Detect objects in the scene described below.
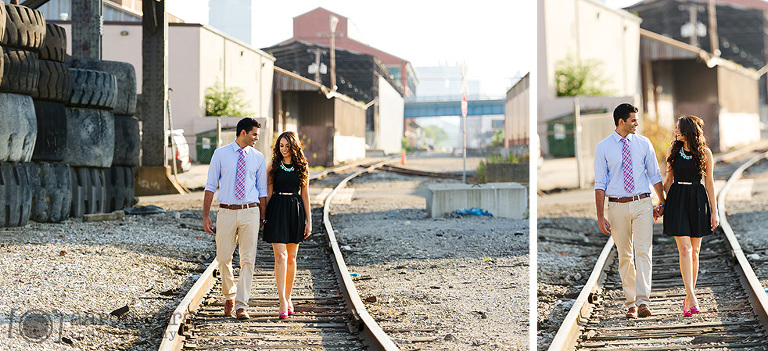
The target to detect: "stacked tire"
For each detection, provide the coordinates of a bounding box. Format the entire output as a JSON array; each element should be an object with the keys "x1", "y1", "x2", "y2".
[
  {"x1": 68, "y1": 59, "x2": 138, "y2": 212},
  {"x1": 28, "y1": 20, "x2": 73, "y2": 223},
  {"x1": 0, "y1": 3, "x2": 45, "y2": 227}
]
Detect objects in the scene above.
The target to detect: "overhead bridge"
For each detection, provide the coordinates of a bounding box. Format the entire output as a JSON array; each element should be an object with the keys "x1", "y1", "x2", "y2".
[{"x1": 404, "y1": 97, "x2": 505, "y2": 118}]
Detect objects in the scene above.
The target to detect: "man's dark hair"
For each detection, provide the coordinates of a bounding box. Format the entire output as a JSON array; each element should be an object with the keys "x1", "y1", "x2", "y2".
[
  {"x1": 613, "y1": 103, "x2": 638, "y2": 126},
  {"x1": 236, "y1": 117, "x2": 261, "y2": 137}
]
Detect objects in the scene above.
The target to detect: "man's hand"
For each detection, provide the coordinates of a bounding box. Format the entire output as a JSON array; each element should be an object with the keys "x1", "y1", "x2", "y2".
[
  {"x1": 203, "y1": 216, "x2": 214, "y2": 234},
  {"x1": 599, "y1": 216, "x2": 611, "y2": 235}
]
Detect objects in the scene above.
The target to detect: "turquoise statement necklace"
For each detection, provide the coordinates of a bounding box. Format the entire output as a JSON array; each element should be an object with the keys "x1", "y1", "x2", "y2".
[
  {"x1": 680, "y1": 148, "x2": 692, "y2": 160},
  {"x1": 280, "y1": 161, "x2": 294, "y2": 172}
]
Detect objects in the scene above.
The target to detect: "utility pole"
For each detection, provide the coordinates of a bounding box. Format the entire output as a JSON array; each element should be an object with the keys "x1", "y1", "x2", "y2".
[
  {"x1": 460, "y1": 64, "x2": 468, "y2": 184},
  {"x1": 329, "y1": 15, "x2": 339, "y2": 92},
  {"x1": 708, "y1": 0, "x2": 719, "y2": 56},
  {"x1": 71, "y1": 0, "x2": 102, "y2": 59},
  {"x1": 307, "y1": 48, "x2": 327, "y2": 83}
]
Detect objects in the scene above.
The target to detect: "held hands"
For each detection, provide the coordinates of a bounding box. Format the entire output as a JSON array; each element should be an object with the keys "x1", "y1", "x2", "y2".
[
  {"x1": 653, "y1": 204, "x2": 665, "y2": 222},
  {"x1": 711, "y1": 213, "x2": 720, "y2": 231}
]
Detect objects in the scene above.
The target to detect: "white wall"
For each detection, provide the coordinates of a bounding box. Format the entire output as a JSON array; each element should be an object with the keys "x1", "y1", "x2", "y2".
[
  {"x1": 333, "y1": 135, "x2": 366, "y2": 164},
  {"x1": 718, "y1": 111, "x2": 761, "y2": 151},
  {"x1": 377, "y1": 75, "x2": 405, "y2": 154}
]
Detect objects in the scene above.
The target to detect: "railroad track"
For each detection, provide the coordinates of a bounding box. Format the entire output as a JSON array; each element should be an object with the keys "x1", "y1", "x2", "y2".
[
  {"x1": 549, "y1": 150, "x2": 768, "y2": 350},
  {"x1": 158, "y1": 159, "x2": 398, "y2": 351}
]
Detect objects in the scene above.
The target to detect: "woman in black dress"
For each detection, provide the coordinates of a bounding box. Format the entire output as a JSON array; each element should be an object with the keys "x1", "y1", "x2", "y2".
[
  {"x1": 662, "y1": 115, "x2": 719, "y2": 317},
  {"x1": 263, "y1": 131, "x2": 311, "y2": 319}
]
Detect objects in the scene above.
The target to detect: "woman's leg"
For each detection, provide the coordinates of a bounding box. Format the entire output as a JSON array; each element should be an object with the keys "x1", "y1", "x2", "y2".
[
  {"x1": 690, "y1": 237, "x2": 703, "y2": 307},
  {"x1": 272, "y1": 243, "x2": 289, "y2": 314},
  {"x1": 285, "y1": 243, "x2": 300, "y2": 311},
  {"x1": 675, "y1": 236, "x2": 695, "y2": 310}
]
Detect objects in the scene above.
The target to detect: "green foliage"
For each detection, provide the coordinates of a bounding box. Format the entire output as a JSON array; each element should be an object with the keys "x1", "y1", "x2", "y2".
[
  {"x1": 401, "y1": 137, "x2": 416, "y2": 152},
  {"x1": 641, "y1": 118, "x2": 673, "y2": 166},
  {"x1": 205, "y1": 82, "x2": 252, "y2": 117},
  {"x1": 555, "y1": 54, "x2": 613, "y2": 97},
  {"x1": 491, "y1": 129, "x2": 504, "y2": 147},
  {"x1": 423, "y1": 125, "x2": 449, "y2": 147},
  {"x1": 477, "y1": 161, "x2": 486, "y2": 183},
  {"x1": 486, "y1": 151, "x2": 528, "y2": 164}
]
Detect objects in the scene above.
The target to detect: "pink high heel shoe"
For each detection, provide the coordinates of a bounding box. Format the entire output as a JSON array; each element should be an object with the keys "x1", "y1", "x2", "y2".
[
  {"x1": 690, "y1": 304, "x2": 700, "y2": 314},
  {"x1": 278, "y1": 312, "x2": 288, "y2": 319},
  {"x1": 287, "y1": 301, "x2": 294, "y2": 315},
  {"x1": 683, "y1": 298, "x2": 692, "y2": 317}
]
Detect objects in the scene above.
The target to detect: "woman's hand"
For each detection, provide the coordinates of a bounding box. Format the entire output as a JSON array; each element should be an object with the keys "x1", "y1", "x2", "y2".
[
  {"x1": 711, "y1": 213, "x2": 720, "y2": 231},
  {"x1": 304, "y1": 222, "x2": 312, "y2": 239}
]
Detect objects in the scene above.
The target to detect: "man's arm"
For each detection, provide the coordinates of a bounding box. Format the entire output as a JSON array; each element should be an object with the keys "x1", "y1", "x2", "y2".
[
  {"x1": 595, "y1": 189, "x2": 611, "y2": 235},
  {"x1": 203, "y1": 190, "x2": 215, "y2": 233},
  {"x1": 258, "y1": 197, "x2": 267, "y2": 229}
]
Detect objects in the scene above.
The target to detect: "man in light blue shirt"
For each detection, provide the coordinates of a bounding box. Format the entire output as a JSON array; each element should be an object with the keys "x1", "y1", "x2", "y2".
[
  {"x1": 594, "y1": 103, "x2": 665, "y2": 318},
  {"x1": 202, "y1": 117, "x2": 267, "y2": 320}
]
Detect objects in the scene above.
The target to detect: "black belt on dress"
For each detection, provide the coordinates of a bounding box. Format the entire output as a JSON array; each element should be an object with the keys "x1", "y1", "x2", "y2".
[
  {"x1": 608, "y1": 193, "x2": 650, "y2": 203},
  {"x1": 219, "y1": 202, "x2": 258, "y2": 210}
]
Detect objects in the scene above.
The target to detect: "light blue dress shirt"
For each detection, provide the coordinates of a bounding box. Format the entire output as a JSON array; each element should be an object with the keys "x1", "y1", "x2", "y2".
[
  {"x1": 594, "y1": 131, "x2": 663, "y2": 197},
  {"x1": 205, "y1": 142, "x2": 267, "y2": 204}
]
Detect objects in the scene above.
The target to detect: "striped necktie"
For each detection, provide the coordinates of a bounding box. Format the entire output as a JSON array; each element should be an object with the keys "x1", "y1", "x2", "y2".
[
  {"x1": 235, "y1": 148, "x2": 245, "y2": 200},
  {"x1": 621, "y1": 137, "x2": 634, "y2": 193}
]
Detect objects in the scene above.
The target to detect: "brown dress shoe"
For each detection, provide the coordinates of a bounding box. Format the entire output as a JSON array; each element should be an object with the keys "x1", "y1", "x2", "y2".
[
  {"x1": 626, "y1": 306, "x2": 637, "y2": 318},
  {"x1": 224, "y1": 299, "x2": 234, "y2": 316},
  {"x1": 638, "y1": 304, "x2": 652, "y2": 318},
  {"x1": 236, "y1": 308, "x2": 250, "y2": 320}
]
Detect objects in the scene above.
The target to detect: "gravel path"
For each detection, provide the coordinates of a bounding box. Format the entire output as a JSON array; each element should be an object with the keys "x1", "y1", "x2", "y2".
[
  {"x1": 331, "y1": 170, "x2": 529, "y2": 350},
  {"x1": 0, "y1": 208, "x2": 214, "y2": 350}
]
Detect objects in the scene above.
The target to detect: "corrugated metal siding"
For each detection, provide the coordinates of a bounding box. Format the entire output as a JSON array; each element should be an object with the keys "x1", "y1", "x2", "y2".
[
  {"x1": 640, "y1": 35, "x2": 699, "y2": 61},
  {"x1": 274, "y1": 70, "x2": 323, "y2": 92},
  {"x1": 298, "y1": 91, "x2": 334, "y2": 128},
  {"x1": 334, "y1": 99, "x2": 365, "y2": 137}
]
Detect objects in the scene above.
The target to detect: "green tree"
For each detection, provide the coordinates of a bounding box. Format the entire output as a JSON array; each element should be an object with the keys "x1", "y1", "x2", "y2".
[
  {"x1": 423, "y1": 125, "x2": 449, "y2": 147},
  {"x1": 491, "y1": 129, "x2": 504, "y2": 147},
  {"x1": 205, "y1": 81, "x2": 252, "y2": 116},
  {"x1": 555, "y1": 54, "x2": 613, "y2": 97}
]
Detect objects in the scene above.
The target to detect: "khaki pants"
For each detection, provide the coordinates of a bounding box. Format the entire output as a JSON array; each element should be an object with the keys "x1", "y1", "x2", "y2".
[
  {"x1": 216, "y1": 207, "x2": 259, "y2": 310},
  {"x1": 607, "y1": 196, "x2": 653, "y2": 308}
]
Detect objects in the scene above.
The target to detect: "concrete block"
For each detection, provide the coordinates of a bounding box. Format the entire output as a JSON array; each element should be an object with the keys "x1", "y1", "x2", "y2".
[{"x1": 426, "y1": 182, "x2": 527, "y2": 219}]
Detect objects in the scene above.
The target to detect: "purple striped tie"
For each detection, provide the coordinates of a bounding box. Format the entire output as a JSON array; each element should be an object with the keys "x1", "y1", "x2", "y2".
[
  {"x1": 235, "y1": 148, "x2": 245, "y2": 200},
  {"x1": 621, "y1": 137, "x2": 634, "y2": 193}
]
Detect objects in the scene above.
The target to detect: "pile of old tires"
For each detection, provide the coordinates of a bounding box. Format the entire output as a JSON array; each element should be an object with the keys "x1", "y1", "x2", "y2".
[{"x1": 0, "y1": 2, "x2": 138, "y2": 227}]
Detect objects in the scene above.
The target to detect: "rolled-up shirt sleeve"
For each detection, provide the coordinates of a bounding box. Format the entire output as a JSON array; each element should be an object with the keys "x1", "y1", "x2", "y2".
[
  {"x1": 594, "y1": 143, "x2": 608, "y2": 191},
  {"x1": 256, "y1": 156, "x2": 268, "y2": 199},
  {"x1": 204, "y1": 149, "x2": 221, "y2": 193},
  {"x1": 644, "y1": 140, "x2": 663, "y2": 185}
]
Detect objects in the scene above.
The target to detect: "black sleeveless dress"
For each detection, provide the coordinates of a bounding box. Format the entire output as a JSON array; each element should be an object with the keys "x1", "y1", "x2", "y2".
[
  {"x1": 663, "y1": 149, "x2": 712, "y2": 237},
  {"x1": 263, "y1": 164, "x2": 306, "y2": 244}
]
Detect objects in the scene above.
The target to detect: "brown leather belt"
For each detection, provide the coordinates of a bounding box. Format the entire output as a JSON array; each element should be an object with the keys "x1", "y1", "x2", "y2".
[
  {"x1": 219, "y1": 202, "x2": 258, "y2": 210},
  {"x1": 608, "y1": 193, "x2": 650, "y2": 203}
]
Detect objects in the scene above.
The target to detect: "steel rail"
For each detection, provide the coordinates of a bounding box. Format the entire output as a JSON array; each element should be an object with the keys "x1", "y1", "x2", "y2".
[
  {"x1": 547, "y1": 149, "x2": 768, "y2": 351},
  {"x1": 322, "y1": 159, "x2": 399, "y2": 350},
  {"x1": 547, "y1": 238, "x2": 616, "y2": 351},
  {"x1": 716, "y1": 151, "x2": 768, "y2": 329},
  {"x1": 158, "y1": 258, "x2": 219, "y2": 351},
  {"x1": 158, "y1": 159, "x2": 397, "y2": 350}
]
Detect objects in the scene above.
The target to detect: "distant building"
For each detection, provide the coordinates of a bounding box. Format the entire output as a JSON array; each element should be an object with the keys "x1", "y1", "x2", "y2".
[
  {"x1": 291, "y1": 7, "x2": 418, "y2": 97},
  {"x1": 505, "y1": 73, "x2": 529, "y2": 147},
  {"x1": 263, "y1": 40, "x2": 404, "y2": 154}
]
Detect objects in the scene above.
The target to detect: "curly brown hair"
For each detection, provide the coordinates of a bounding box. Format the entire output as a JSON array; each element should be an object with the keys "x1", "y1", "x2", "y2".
[
  {"x1": 269, "y1": 131, "x2": 308, "y2": 187},
  {"x1": 667, "y1": 115, "x2": 708, "y2": 175}
]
